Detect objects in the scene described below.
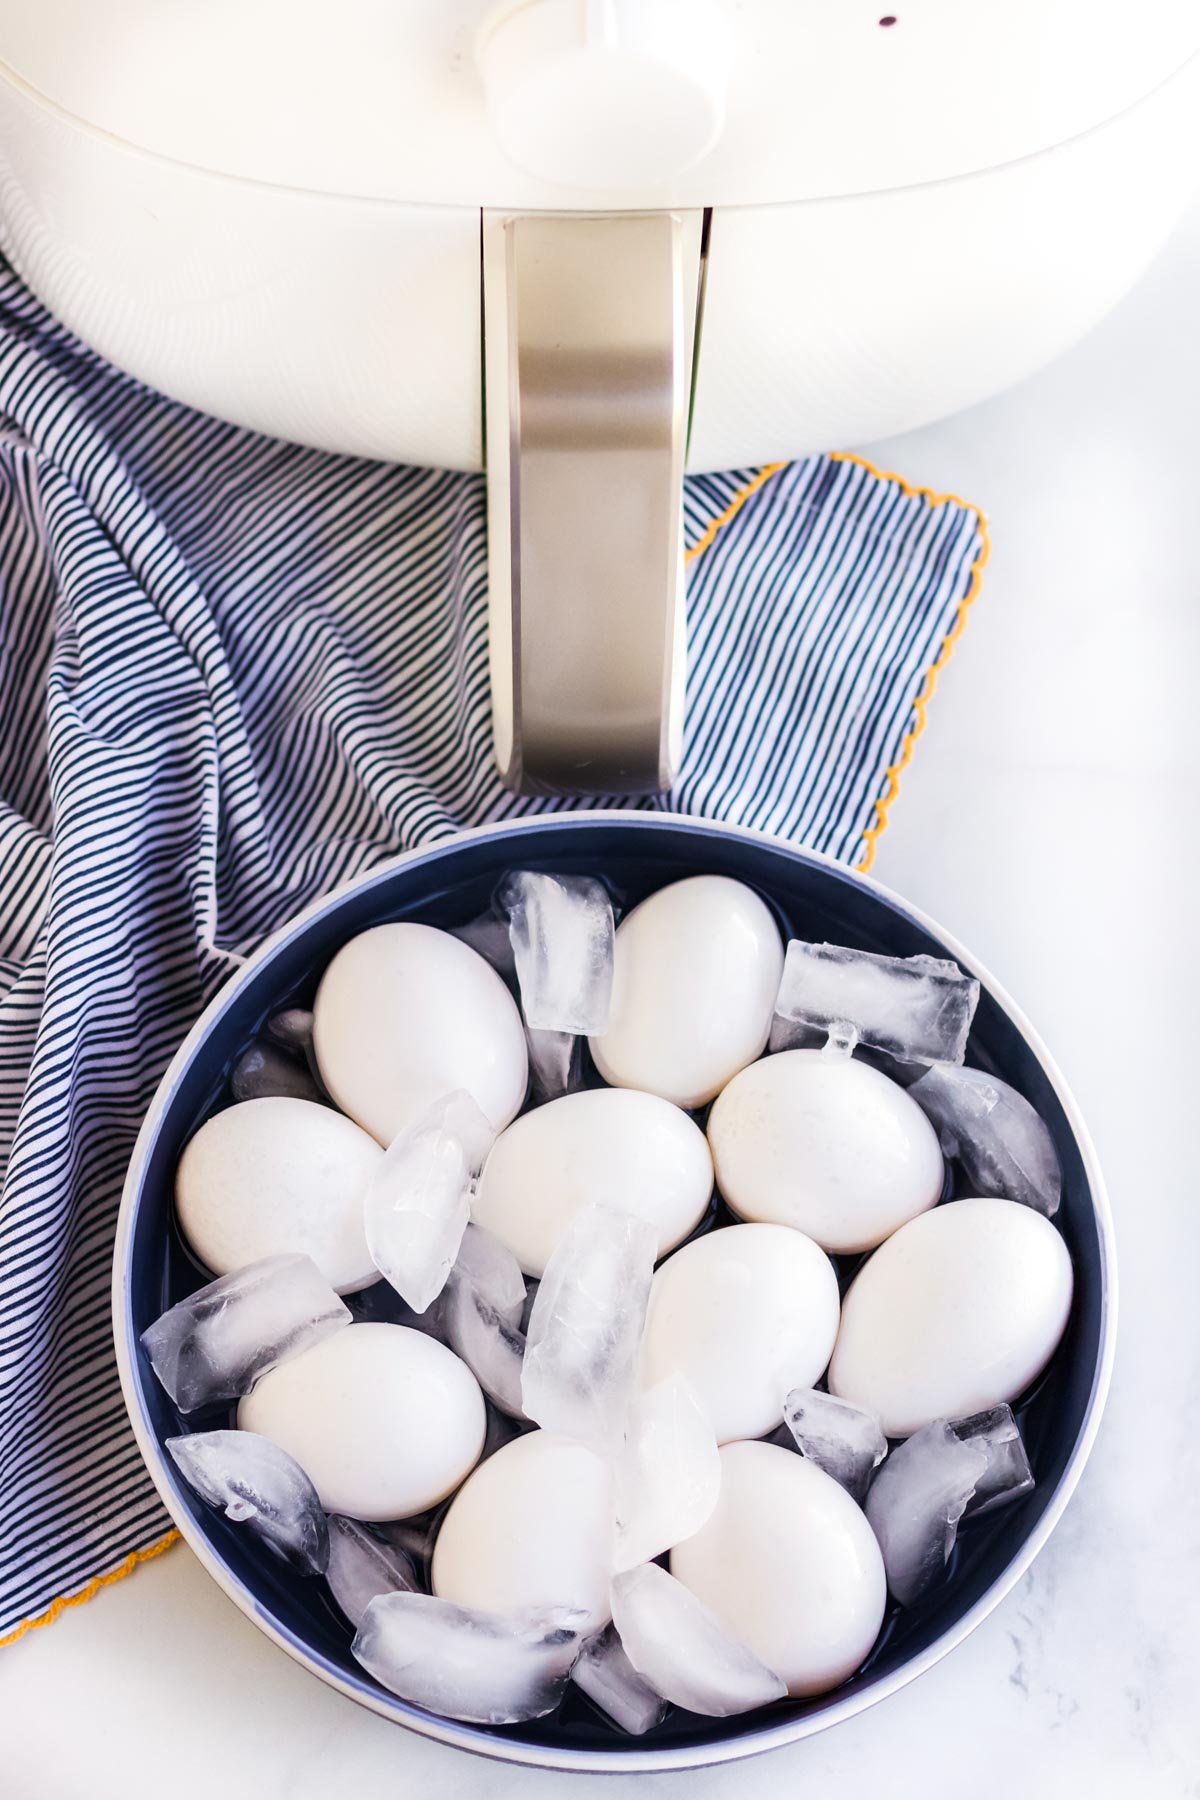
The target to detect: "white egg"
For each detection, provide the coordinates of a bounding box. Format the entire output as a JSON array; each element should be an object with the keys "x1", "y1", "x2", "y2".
[
  {"x1": 589, "y1": 876, "x2": 785, "y2": 1109},
  {"x1": 312, "y1": 923, "x2": 528, "y2": 1145},
  {"x1": 708, "y1": 1050, "x2": 944, "y2": 1254},
  {"x1": 472, "y1": 1089, "x2": 713, "y2": 1277},
  {"x1": 237, "y1": 1322, "x2": 485, "y2": 1519},
  {"x1": 670, "y1": 1441, "x2": 886, "y2": 1698},
  {"x1": 829, "y1": 1196, "x2": 1075, "y2": 1437},
  {"x1": 640, "y1": 1223, "x2": 840, "y2": 1443},
  {"x1": 432, "y1": 1429, "x2": 615, "y2": 1633},
  {"x1": 175, "y1": 1095, "x2": 381, "y2": 1293}
]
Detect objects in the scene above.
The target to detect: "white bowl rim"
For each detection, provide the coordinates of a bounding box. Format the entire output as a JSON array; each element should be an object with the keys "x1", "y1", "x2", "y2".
[{"x1": 112, "y1": 809, "x2": 1117, "y2": 1773}]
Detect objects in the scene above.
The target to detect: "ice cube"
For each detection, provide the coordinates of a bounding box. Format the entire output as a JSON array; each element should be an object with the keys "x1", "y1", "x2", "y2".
[
  {"x1": 353, "y1": 1593, "x2": 587, "y2": 1723},
  {"x1": 231, "y1": 1040, "x2": 322, "y2": 1103},
  {"x1": 141, "y1": 1254, "x2": 350, "y2": 1412},
  {"x1": 450, "y1": 912, "x2": 517, "y2": 982},
  {"x1": 951, "y1": 1405, "x2": 1035, "y2": 1516},
  {"x1": 864, "y1": 1425, "x2": 984, "y2": 1606},
  {"x1": 781, "y1": 1388, "x2": 887, "y2": 1505},
  {"x1": 610, "y1": 1564, "x2": 786, "y2": 1717},
  {"x1": 864, "y1": 1404, "x2": 1033, "y2": 1604},
  {"x1": 448, "y1": 1223, "x2": 526, "y2": 1326},
  {"x1": 167, "y1": 1429, "x2": 328, "y2": 1574},
  {"x1": 265, "y1": 1007, "x2": 314, "y2": 1051},
  {"x1": 521, "y1": 1203, "x2": 657, "y2": 1450},
  {"x1": 364, "y1": 1090, "x2": 496, "y2": 1314},
  {"x1": 497, "y1": 871, "x2": 615, "y2": 1035},
  {"x1": 443, "y1": 1224, "x2": 528, "y2": 1417},
  {"x1": 910, "y1": 1063, "x2": 1062, "y2": 1218},
  {"x1": 767, "y1": 1015, "x2": 824, "y2": 1054},
  {"x1": 614, "y1": 1375, "x2": 721, "y2": 1572},
  {"x1": 572, "y1": 1624, "x2": 668, "y2": 1736},
  {"x1": 774, "y1": 940, "x2": 979, "y2": 1066},
  {"x1": 326, "y1": 1515, "x2": 419, "y2": 1628},
  {"x1": 821, "y1": 1024, "x2": 859, "y2": 1061},
  {"x1": 525, "y1": 1026, "x2": 583, "y2": 1103}
]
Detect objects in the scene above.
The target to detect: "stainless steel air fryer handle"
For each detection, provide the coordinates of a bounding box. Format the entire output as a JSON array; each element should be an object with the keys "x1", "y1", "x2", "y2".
[{"x1": 483, "y1": 209, "x2": 704, "y2": 795}]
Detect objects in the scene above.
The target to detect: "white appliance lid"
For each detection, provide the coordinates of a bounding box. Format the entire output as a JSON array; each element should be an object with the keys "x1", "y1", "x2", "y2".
[{"x1": 0, "y1": 0, "x2": 1196, "y2": 207}]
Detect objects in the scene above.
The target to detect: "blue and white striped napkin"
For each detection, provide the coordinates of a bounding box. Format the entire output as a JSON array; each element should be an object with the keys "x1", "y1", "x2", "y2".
[{"x1": 0, "y1": 261, "x2": 987, "y2": 1642}]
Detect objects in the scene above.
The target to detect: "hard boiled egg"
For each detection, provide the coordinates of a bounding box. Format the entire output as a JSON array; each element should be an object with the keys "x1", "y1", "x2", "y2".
[
  {"x1": 708, "y1": 1049, "x2": 944, "y2": 1253},
  {"x1": 670, "y1": 1441, "x2": 886, "y2": 1697},
  {"x1": 472, "y1": 1088, "x2": 713, "y2": 1276},
  {"x1": 590, "y1": 876, "x2": 784, "y2": 1109},
  {"x1": 238, "y1": 1322, "x2": 486, "y2": 1519},
  {"x1": 312, "y1": 923, "x2": 528, "y2": 1144},
  {"x1": 640, "y1": 1222, "x2": 840, "y2": 1442},
  {"x1": 829, "y1": 1196, "x2": 1074, "y2": 1437},
  {"x1": 432, "y1": 1429, "x2": 615, "y2": 1633},
  {"x1": 176, "y1": 1095, "x2": 381, "y2": 1293}
]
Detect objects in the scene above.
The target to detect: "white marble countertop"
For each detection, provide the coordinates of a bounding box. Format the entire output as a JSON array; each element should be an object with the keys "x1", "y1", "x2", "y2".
[{"x1": 7, "y1": 198, "x2": 1200, "y2": 1800}]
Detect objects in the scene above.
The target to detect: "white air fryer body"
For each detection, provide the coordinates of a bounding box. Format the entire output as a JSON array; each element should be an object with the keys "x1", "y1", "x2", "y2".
[{"x1": 1, "y1": 0, "x2": 1196, "y2": 790}]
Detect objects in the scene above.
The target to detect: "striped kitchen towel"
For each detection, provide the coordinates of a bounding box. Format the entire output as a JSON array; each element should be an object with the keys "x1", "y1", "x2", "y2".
[{"x1": 0, "y1": 260, "x2": 987, "y2": 1643}]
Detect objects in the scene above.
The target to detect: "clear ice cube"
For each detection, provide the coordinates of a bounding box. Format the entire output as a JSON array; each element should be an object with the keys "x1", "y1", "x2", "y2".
[
  {"x1": 525, "y1": 1026, "x2": 583, "y2": 1103},
  {"x1": 142, "y1": 1254, "x2": 350, "y2": 1412},
  {"x1": 167, "y1": 1429, "x2": 328, "y2": 1574},
  {"x1": 781, "y1": 1388, "x2": 887, "y2": 1505},
  {"x1": 774, "y1": 940, "x2": 979, "y2": 1066},
  {"x1": 364, "y1": 1090, "x2": 496, "y2": 1314},
  {"x1": 264, "y1": 1007, "x2": 314, "y2": 1051},
  {"x1": 497, "y1": 871, "x2": 615, "y2": 1036},
  {"x1": 821, "y1": 1024, "x2": 859, "y2": 1061},
  {"x1": 231, "y1": 1040, "x2": 322, "y2": 1103},
  {"x1": 521, "y1": 1203, "x2": 657, "y2": 1450},
  {"x1": 449, "y1": 1223, "x2": 526, "y2": 1326},
  {"x1": 443, "y1": 1224, "x2": 528, "y2": 1417},
  {"x1": 353, "y1": 1593, "x2": 587, "y2": 1723},
  {"x1": 951, "y1": 1405, "x2": 1036, "y2": 1516},
  {"x1": 572, "y1": 1624, "x2": 668, "y2": 1736},
  {"x1": 614, "y1": 1374, "x2": 721, "y2": 1572},
  {"x1": 864, "y1": 1404, "x2": 1034, "y2": 1604},
  {"x1": 609, "y1": 1564, "x2": 786, "y2": 1717},
  {"x1": 326, "y1": 1515, "x2": 418, "y2": 1628},
  {"x1": 910, "y1": 1063, "x2": 1062, "y2": 1218},
  {"x1": 768, "y1": 1016, "x2": 825, "y2": 1054}
]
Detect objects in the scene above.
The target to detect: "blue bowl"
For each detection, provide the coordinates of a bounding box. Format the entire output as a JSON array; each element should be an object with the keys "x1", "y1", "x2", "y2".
[{"x1": 114, "y1": 813, "x2": 1115, "y2": 1771}]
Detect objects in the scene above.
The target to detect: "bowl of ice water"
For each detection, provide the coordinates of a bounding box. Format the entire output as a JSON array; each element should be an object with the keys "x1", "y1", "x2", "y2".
[{"x1": 114, "y1": 813, "x2": 1114, "y2": 1771}]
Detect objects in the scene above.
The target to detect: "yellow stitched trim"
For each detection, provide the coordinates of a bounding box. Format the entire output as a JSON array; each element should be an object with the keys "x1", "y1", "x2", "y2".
[
  {"x1": 0, "y1": 1528, "x2": 181, "y2": 1649},
  {"x1": 685, "y1": 462, "x2": 787, "y2": 564},
  {"x1": 828, "y1": 451, "x2": 991, "y2": 873},
  {"x1": 3, "y1": 453, "x2": 982, "y2": 1654}
]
